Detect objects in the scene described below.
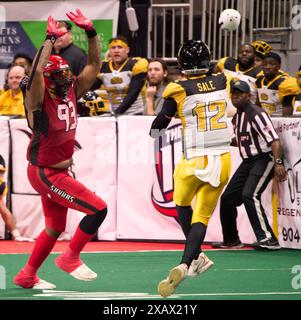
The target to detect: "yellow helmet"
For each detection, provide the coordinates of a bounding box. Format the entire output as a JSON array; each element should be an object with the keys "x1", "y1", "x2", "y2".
[
  {"x1": 77, "y1": 91, "x2": 108, "y2": 117},
  {"x1": 252, "y1": 40, "x2": 272, "y2": 58}
]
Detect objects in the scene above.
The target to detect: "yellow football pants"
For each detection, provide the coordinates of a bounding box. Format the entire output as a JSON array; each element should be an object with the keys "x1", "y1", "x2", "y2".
[{"x1": 173, "y1": 152, "x2": 231, "y2": 226}]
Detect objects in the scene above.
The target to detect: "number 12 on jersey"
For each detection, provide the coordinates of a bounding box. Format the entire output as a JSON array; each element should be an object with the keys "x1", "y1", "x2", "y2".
[{"x1": 192, "y1": 100, "x2": 227, "y2": 132}]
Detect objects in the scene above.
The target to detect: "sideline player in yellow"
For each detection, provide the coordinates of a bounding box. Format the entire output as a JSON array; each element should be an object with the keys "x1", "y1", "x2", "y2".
[
  {"x1": 150, "y1": 40, "x2": 232, "y2": 298},
  {"x1": 214, "y1": 43, "x2": 262, "y2": 103},
  {"x1": 293, "y1": 65, "x2": 301, "y2": 116},
  {"x1": 252, "y1": 40, "x2": 273, "y2": 67},
  {"x1": 91, "y1": 36, "x2": 148, "y2": 115},
  {"x1": 256, "y1": 52, "x2": 299, "y2": 116}
]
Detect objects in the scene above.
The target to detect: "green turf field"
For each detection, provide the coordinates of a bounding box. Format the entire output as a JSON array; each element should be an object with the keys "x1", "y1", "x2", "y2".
[{"x1": 0, "y1": 249, "x2": 301, "y2": 300}]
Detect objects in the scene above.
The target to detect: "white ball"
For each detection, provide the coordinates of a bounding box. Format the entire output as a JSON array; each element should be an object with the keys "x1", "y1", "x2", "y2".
[{"x1": 219, "y1": 9, "x2": 241, "y2": 31}]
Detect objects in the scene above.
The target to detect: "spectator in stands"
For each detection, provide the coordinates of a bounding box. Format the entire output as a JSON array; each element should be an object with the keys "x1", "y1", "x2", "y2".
[
  {"x1": 252, "y1": 40, "x2": 272, "y2": 67},
  {"x1": 53, "y1": 20, "x2": 87, "y2": 76},
  {"x1": 1, "y1": 54, "x2": 32, "y2": 94},
  {"x1": 0, "y1": 155, "x2": 33, "y2": 242},
  {"x1": 91, "y1": 35, "x2": 148, "y2": 115},
  {"x1": 293, "y1": 65, "x2": 301, "y2": 116},
  {"x1": 145, "y1": 59, "x2": 169, "y2": 115},
  {"x1": 14, "y1": 11, "x2": 107, "y2": 290},
  {"x1": 256, "y1": 52, "x2": 299, "y2": 117},
  {"x1": 0, "y1": 65, "x2": 26, "y2": 117},
  {"x1": 214, "y1": 43, "x2": 262, "y2": 103},
  {"x1": 212, "y1": 80, "x2": 286, "y2": 250},
  {"x1": 12, "y1": 53, "x2": 33, "y2": 75}
]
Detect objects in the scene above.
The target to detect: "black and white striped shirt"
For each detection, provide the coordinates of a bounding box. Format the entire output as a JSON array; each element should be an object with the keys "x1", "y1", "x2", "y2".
[{"x1": 232, "y1": 102, "x2": 279, "y2": 160}]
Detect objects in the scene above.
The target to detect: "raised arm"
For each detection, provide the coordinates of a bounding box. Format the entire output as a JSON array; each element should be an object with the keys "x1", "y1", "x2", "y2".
[
  {"x1": 25, "y1": 16, "x2": 67, "y2": 128},
  {"x1": 66, "y1": 9, "x2": 101, "y2": 99}
]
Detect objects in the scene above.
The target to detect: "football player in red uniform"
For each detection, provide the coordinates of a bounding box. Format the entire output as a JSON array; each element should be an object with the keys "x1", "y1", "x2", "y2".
[{"x1": 14, "y1": 10, "x2": 107, "y2": 289}]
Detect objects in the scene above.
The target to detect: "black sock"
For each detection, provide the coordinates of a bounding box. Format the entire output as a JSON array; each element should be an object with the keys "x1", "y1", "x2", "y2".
[
  {"x1": 180, "y1": 222, "x2": 207, "y2": 266},
  {"x1": 177, "y1": 205, "x2": 202, "y2": 259},
  {"x1": 176, "y1": 205, "x2": 193, "y2": 238}
]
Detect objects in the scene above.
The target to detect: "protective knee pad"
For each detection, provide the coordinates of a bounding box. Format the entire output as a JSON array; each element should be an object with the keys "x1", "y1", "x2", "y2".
[{"x1": 79, "y1": 207, "x2": 107, "y2": 235}]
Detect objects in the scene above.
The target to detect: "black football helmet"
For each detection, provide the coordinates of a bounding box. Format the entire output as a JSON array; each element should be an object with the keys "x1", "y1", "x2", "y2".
[
  {"x1": 77, "y1": 91, "x2": 107, "y2": 117},
  {"x1": 177, "y1": 40, "x2": 211, "y2": 75}
]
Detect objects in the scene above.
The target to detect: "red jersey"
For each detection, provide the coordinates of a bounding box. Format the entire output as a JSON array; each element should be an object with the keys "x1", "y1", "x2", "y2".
[{"x1": 27, "y1": 79, "x2": 78, "y2": 167}]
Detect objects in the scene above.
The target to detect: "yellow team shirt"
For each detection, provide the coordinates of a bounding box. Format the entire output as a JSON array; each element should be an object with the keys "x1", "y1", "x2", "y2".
[
  {"x1": 256, "y1": 75, "x2": 299, "y2": 116},
  {"x1": 0, "y1": 89, "x2": 25, "y2": 116}
]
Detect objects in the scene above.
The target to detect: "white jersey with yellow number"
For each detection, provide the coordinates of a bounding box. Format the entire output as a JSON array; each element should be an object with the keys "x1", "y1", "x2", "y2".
[
  {"x1": 163, "y1": 73, "x2": 232, "y2": 159},
  {"x1": 97, "y1": 57, "x2": 148, "y2": 115},
  {"x1": 256, "y1": 74, "x2": 299, "y2": 116}
]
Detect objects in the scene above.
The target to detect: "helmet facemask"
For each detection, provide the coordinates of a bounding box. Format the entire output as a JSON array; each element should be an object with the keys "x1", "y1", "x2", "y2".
[{"x1": 50, "y1": 68, "x2": 74, "y2": 98}]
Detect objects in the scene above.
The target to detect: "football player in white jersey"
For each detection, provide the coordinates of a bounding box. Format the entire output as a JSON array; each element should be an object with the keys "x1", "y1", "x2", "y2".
[
  {"x1": 91, "y1": 36, "x2": 148, "y2": 115},
  {"x1": 256, "y1": 52, "x2": 299, "y2": 116},
  {"x1": 252, "y1": 40, "x2": 273, "y2": 67},
  {"x1": 150, "y1": 40, "x2": 232, "y2": 298},
  {"x1": 214, "y1": 43, "x2": 262, "y2": 104}
]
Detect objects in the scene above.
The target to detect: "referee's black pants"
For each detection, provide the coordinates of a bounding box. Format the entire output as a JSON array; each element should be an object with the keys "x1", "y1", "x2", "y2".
[{"x1": 220, "y1": 153, "x2": 277, "y2": 243}]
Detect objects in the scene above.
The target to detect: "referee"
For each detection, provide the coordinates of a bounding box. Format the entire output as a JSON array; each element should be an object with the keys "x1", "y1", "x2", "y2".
[{"x1": 213, "y1": 80, "x2": 287, "y2": 250}]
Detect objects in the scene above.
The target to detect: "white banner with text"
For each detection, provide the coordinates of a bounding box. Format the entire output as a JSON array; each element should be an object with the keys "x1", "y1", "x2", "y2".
[{"x1": 273, "y1": 118, "x2": 301, "y2": 249}]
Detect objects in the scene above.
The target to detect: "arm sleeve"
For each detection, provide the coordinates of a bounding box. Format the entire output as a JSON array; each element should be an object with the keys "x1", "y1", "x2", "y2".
[
  {"x1": 282, "y1": 95, "x2": 295, "y2": 108},
  {"x1": 114, "y1": 72, "x2": 147, "y2": 114},
  {"x1": 149, "y1": 98, "x2": 177, "y2": 138},
  {"x1": 90, "y1": 74, "x2": 103, "y2": 91}
]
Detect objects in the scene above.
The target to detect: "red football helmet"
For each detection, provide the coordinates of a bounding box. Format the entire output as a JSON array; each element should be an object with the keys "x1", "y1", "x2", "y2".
[{"x1": 44, "y1": 55, "x2": 74, "y2": 97}]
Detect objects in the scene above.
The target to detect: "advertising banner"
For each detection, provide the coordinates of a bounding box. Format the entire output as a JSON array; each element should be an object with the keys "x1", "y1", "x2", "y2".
[
  {"x1": 274, "y1": 118, "x2": 301, "y2": 249},
  {"x1": 0, "y1": 0, "x2": 119, "y2": 83}
]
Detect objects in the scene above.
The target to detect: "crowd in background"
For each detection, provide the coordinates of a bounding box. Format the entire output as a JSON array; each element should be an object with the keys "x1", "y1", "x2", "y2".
[
  {"x1": 0, "y1": 22, "x2": 300, "y2": 119},
  {"x1": 0, "y1": 20, "x2": 300, "y2": 245}
]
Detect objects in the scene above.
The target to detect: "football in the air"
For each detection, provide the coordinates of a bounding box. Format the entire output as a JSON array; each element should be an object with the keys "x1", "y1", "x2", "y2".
[{"x1": 219, "y1": 9, "x2": 241, "y2": 31}]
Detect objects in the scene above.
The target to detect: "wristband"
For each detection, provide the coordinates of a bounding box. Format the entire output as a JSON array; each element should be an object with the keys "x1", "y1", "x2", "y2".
[
  {"x1": 45, "y1": 34, "x2": 57, "y2": 44},
  {"x1": 85, "y1": 28, "x2": 97, "y2": 38}
]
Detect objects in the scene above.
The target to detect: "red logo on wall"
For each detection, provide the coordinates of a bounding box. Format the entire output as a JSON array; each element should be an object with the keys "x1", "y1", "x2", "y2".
[{"x1": 151, "y1": 123, "x2": 182, "y2": 219}]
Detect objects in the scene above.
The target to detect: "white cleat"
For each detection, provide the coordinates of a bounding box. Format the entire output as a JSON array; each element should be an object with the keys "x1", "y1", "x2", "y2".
[
  {"x1": 14, "y1": 236, "x2": 35, "y2": 242},
  {"x1": 157, "y1": 264, "x2": 187, "y2": 298},
  {"x1": 187, "y1": 252, "x2": 214, "y2": 278},
  {"x1": 32, "y1": 279, "x2": 56, "y2": 290},
  {"x1": 70, "y1": 264, "x2": 98, "y2": 281}
]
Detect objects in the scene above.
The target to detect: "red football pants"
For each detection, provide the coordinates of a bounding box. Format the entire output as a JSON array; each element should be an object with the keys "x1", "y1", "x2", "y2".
[{"x1": 27, "y1": 163, "x2": 107, "y2": 232}]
